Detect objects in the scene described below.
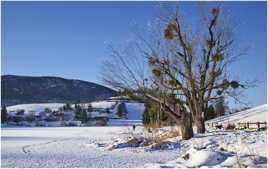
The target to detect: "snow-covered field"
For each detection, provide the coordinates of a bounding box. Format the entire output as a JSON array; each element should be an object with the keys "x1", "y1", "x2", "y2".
[
  {"x1": 1, "y1": 127, "x2": 179, "y2": 168},
  {"x1": 91, "y1": 100, "x2": 117, "y2": 109},
  {"x1": 1, "y1": 104, "x2": 267, "y2": 168},
  {"x1": 108, "y1": 103, "x2": 144, "y2": 126},
  {"x1": 6, "y1": 103, "x2": 65, "y2": 115}
]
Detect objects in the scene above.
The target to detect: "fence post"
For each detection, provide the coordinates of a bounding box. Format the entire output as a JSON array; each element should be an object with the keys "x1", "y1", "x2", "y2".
[
  {"x1": 247, "y1": 122, "x2": 249, "y2": 129},
  {"x1": 257, "y1": 122, "x2": 260, "y2": 131}
]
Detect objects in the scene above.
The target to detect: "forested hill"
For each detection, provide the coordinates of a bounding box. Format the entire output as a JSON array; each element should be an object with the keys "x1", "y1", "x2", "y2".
[{"x1": 1, "y1": 75, "x2": 115, "y2": 106}]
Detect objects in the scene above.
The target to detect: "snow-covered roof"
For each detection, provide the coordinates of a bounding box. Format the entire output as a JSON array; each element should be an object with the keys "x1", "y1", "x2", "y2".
[{"x1": 91, "y1": 101, "x2": 117, "y2": 109}]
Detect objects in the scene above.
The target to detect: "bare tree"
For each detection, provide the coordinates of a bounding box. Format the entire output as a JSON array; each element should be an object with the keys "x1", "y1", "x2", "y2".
[
  {"x1": 142, "y1": 4, "x2": 250, "y2": 133},
  {"x1": 101, "y1": 4, "x2": 249, "y2": 138}
]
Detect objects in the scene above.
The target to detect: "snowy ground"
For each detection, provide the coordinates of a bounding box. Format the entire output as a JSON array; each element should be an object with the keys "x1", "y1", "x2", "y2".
[
  {"x1": 145, "y1": 104, "x2": 267, "y2": 168},
  {"x1": 1, "y1": 104, "x2": 267, "y2": 168},
  {"x1": 2, "y1": 126, "x2": 267, "y2": 168},
  {"x1": 144, "y1": 128, "x2": 267, "y2": 168},
  {"x1": 207, "y1": 104, "x2": 267, "y2": 124},
  {"x1": 1, "y1": 127, "x2": 179, "y2": 168}
]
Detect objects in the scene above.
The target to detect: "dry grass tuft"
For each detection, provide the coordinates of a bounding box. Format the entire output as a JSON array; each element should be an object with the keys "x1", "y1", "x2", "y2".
[
  {"x1": 167, "y1": 126, "x2": 181, "y2": 137},
  {"x1": 144, "y1": 122, "x2": 161, "y2": 129},
  {"x1": 154, "y1": 135, "x2": 167, "y2": 146}
]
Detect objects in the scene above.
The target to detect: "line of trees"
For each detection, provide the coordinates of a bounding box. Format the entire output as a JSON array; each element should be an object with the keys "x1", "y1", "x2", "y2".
[
  {"x1": 101, "y1": 4, "x2": 251, "y2": 139},
  {"x1": 74, "y1": 104, "x2": 88, "y2": 123}
]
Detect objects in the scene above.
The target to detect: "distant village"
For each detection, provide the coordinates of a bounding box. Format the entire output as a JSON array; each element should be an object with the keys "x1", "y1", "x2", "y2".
[{"x1": 2, "y1": 97, "x2": 131, "y2": 127}]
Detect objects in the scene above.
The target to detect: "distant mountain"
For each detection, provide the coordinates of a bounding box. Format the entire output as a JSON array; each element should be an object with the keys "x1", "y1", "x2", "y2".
[{"x1": 1, "y1": 75, "x2": 115, "y2": 106}]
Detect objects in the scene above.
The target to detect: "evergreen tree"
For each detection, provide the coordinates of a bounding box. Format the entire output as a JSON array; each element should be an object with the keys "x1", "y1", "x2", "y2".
[
  {"x1": 205, "y1": 105, "x2": 216, "y2": 120},
  {"x1": 81, "y1": 109, "x2": 88, "y2": 123},
  {"x1": 142, "y1": 100, "x2": 165, "y2": 126},
  {"x1": 1, "y1": 106, "x2": 8, "y2": 124},
  {"x1": 87, "y1": 104, "x2": 93, "y2": 112},
  {"x1": 142, "y1": 101, "x2": 152, "y2": 125},
  {"x1": 63, "y1": 103, "x2": 72, "y2": 111},
  {"x1": 117, "y1": 102, "x2": 128, "y2": 118},
  {"x1": 44, "y1": 108, "x2": 52, "y2": 113},
  {"x1": 74, "y1": 104, "x2": 82, "y2": 120}
]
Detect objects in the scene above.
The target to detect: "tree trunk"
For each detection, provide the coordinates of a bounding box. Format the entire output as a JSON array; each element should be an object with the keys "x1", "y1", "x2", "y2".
[
  {"x1": 144, "y1": 95, "x2": 194, "y2": 140},
  {"x1": 163, "y1": 108, "x2": 193, "y2": 140},
  {"x1": 191, "y1": 102, "x2": 206, "y2": 134},
  {"x1": 180, "y1": 112, "x2": 194, "y2": 140},
  {"x1": 195, "y1": 116, "x2": 205, "y2": 133}
]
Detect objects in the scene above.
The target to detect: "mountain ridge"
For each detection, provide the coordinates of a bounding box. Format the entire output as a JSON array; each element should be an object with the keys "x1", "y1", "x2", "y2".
[{"x1": 1, "y1": 75, "x2": 115, "y2": 106}]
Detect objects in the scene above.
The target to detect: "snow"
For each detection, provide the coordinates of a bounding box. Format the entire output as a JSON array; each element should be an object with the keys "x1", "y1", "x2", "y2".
[
  {"x1": 90, "y1": 111, "x2": 109, "y2": 118},
  {"x1": 6, "y1": 103, "x2": 65, "y2": 115},
  {"x1": 91, "y1": 101, "x2": 117, "y2": 109},
  {"x1": 4, "y1": 101, "x2": 145, "y2": 127},
  {"x1": 144, "y1": 104, "x2": 268, "y2": 168},
  {"x1": 1, "y1": 127, "x2": 179, "y2": 168},
  {"x1": 108, "y1": 102, "x2": 144, "y2": 126},
  {"x1": 2, "y1": 126, "x2": 266, "y2": 168},
  {"x1": 1, "y1": 104, "x2": 266, "y2": 168},
  {"x1": 108, "y1": 119, "x2": 142, "y2": 126},
  {"x1": 207, "y1": 104, "x2": 267, "y2": 124},
  {"x1": 145, "y1": 129, "x2": 267, "y2": 168},
  {"x1": 183, "y1": 148, "x2": 227, "y2": 167}
]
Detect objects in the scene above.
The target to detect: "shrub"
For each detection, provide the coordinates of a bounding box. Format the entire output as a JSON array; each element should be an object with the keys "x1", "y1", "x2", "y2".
[
  {"x1": 25, "y1": 114, "x2": 35, "y2": 122},
  {"x1": 214, "y1": 124, "x2": 223, "y2": 129},
  {"x1": 205, "y1": 105, "x2": 216, "y2": 120},
  {"x1": 16, "y1": 109, "x2": 25, "y2": 115},
  {"x1": 44, "y1": 108, "x2": 52, "y2": 113},
  {"x1": 225, "y1": 123, "x2": 236, "y2": 130}
]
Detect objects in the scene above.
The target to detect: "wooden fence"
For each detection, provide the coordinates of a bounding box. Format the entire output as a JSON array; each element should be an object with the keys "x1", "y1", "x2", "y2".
[
  {"x1": 237, "y1": 122, "x2": 267, "y2": 130},
  {"x1": 207, "y1": 122, "x2": 267, "y2": 131}
]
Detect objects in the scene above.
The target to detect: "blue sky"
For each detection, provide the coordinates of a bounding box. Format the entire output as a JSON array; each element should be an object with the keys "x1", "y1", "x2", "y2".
[{"x1": 1, "y1": 1, "x2": 267, "y2": 107}]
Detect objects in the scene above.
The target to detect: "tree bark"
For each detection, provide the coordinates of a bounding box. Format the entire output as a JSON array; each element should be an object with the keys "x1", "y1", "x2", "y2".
[
  {"x1": 158, "y1": 102, "x2": 193, "y2": 139},
  {"x1": 180, "y1": 112, "x2": 194, "y2": 140},
  {"x1": 195, "y1": 116, "x2": 205, "y2": 134}
]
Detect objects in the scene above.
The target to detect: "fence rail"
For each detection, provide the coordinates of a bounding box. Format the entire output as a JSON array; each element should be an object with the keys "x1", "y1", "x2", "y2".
[
  {"x1": 207, "y1": 122, "x2": 267, "y2": 131},
  {"x1": 237, "y1": 122, "x2": 267, "y2": 130}
]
